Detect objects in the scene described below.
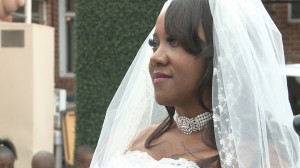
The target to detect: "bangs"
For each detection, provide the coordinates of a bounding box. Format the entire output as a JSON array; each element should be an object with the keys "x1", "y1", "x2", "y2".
[{"x1": 165, "y1": 0, "x2": 205, "y2": 56}]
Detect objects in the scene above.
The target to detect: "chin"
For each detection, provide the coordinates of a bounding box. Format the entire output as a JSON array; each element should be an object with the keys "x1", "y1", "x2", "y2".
[{"x1": 154, "y1": 95, "x2": 173, "y2": 106}]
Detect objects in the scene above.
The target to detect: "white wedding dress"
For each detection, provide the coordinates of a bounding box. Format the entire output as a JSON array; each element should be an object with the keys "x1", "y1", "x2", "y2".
[{"x1": 106, "y1": 150, "x2": 200, "y2": 168}]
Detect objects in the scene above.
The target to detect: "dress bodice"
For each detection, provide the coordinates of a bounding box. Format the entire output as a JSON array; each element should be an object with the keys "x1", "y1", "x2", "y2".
[{"x1": 107, "y1": 150, "x2": 200, "y2": 168}]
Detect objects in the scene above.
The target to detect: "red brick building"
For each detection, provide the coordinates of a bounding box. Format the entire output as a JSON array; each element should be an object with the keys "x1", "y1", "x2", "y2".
[{"x1": 264, "y1": 1, "x2": 300, "y2": 62}]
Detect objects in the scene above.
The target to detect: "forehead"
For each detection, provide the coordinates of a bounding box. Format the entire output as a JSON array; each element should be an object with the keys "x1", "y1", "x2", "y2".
[{"x1": 154, "y1": 10, "x2": 167, "y2": 36}]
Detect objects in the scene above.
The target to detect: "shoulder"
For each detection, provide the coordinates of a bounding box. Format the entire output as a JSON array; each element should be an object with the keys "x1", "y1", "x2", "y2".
[{"x1": 127, "y1": 124, "x2": 159, "y2": 151}]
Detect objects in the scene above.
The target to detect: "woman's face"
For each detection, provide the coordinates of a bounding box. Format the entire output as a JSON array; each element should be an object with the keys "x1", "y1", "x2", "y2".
[
  {"x1": 149, "y1": 10, "x2": 206, "y2": 108},
  {"x1": 0, "y1": 152, "x2": 15, "y2": 168}
]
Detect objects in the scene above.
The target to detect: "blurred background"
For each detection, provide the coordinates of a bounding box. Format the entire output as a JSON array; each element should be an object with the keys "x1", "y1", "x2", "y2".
[{"x1": 0, "y1": 0, "x2": 299, "y2": 168}]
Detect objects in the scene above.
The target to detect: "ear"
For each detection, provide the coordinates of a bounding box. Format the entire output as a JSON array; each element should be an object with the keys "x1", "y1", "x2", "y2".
[{"x1": 198, "y1": 23, "x2": 206, "y2": 42}]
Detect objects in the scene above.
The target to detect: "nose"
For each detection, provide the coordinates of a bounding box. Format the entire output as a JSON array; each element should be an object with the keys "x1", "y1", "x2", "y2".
[{"x1": 149, "y1": 48, "x2": 169, "y2": 67}]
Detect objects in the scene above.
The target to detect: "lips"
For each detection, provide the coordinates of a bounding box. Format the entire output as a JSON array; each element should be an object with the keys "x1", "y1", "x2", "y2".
[{"x1": 153, "y1": 72, "x2": 172, "y2": 79}]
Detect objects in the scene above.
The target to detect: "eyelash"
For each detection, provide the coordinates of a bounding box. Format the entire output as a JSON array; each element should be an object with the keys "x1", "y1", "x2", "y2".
[
  {"x1": 148, "y1": 39, "x2": 159, "y2": 48},
  {"x1": 148, "y1": 37, "x2": 179, "y2": 50},
  {"x1": 166, "y1": 37, "x2": 179, "y2": 47}
]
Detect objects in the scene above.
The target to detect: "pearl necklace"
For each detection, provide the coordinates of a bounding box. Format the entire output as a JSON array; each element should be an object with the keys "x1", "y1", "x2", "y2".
[{"x1": 174, "y1": 112, "x2": 213, "y2": 134}]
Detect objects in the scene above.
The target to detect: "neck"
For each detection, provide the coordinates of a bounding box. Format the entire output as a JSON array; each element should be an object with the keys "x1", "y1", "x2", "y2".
[
  {"x1": 174, "y1": 91, "x2": 212, "y2": 117},
  {"x1": 175, "y1": 105, "x2": 209, "y2": 118}
]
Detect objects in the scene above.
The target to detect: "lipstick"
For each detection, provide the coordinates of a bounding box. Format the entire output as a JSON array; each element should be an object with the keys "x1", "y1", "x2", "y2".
[{"x1": 152, "y1": 72, "x2": 171, "y2": 84}]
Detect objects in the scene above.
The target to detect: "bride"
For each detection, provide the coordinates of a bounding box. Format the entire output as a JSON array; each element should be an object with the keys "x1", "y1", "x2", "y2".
[{"x1": 90, "y1": 0, "x2": 300, "y2": 167}]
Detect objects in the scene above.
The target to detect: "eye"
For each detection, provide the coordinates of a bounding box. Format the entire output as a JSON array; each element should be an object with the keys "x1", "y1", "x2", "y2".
[
  {"x1": 166, "y1": 37, "x2": 180, "y2": 47},
  {"x1": 148, "y1": 38, "x2": 159, "y2": 51}
]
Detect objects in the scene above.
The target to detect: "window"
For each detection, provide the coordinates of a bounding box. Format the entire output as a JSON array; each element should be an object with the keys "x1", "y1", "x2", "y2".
[
  {"x1": 12, "y1": 0, "x2": 47, "y2": 24},
  {"x1": 13, "y1": 0, "x2": 46, "y2": 24},
  {"x1": 32, "y1": 0, "x2": 47, "y2": 24},
  {"x1": 59, "y1": 0, "x2": 76, "y2": 76},
  {"x1": 288, "y1": 3, "x2": 300, "y2": 23}
]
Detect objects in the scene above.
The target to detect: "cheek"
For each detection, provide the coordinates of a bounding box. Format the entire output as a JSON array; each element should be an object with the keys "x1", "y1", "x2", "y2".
[
  {"x1": 192, "y1": 63, "x2": 205, "y2": 81},
  {"x1": 179, "y1": 60, "x2": 206, "y2": 87},
  {"x1": 190, "y1": 58, "x2": 206, "y2": 78},
  {"x1": 148, "y1": 64, "x2": 153, "y2": 74}
]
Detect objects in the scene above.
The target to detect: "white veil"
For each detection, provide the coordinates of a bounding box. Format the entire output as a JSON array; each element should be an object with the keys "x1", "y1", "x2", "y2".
[
  {"x1": 210, "y1": 0, "x2": 300, "y2": 167},
  {"x1": 89, "y1": 28, "x2": 166, "y2": 168},
  {"x1": 90, "y1": 0, "x2": 300, "y2": 167}
]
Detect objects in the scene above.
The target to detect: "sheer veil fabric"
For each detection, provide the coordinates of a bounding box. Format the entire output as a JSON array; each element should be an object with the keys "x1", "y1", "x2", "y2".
[
  {"x1": 210, "y1": 0, "x2": 300, "y2": 167},
  {"x1": 90, "y1": 0, "x2": 300, "y2": 167}
]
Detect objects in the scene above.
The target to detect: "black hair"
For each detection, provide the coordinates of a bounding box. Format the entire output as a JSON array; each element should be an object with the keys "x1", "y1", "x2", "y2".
[
  {"x1": 145, "y1": 0, "x2": 219, "y2": 167},
  {"x1": 0, "y1": 139, "x2": 17, "y2": 159},
  {"x1": 75, "y1": 144, "x2": 94, "y2": 164},
  {"x1": 31, "y1": 150, "x2": 55, "y2": 168}
]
